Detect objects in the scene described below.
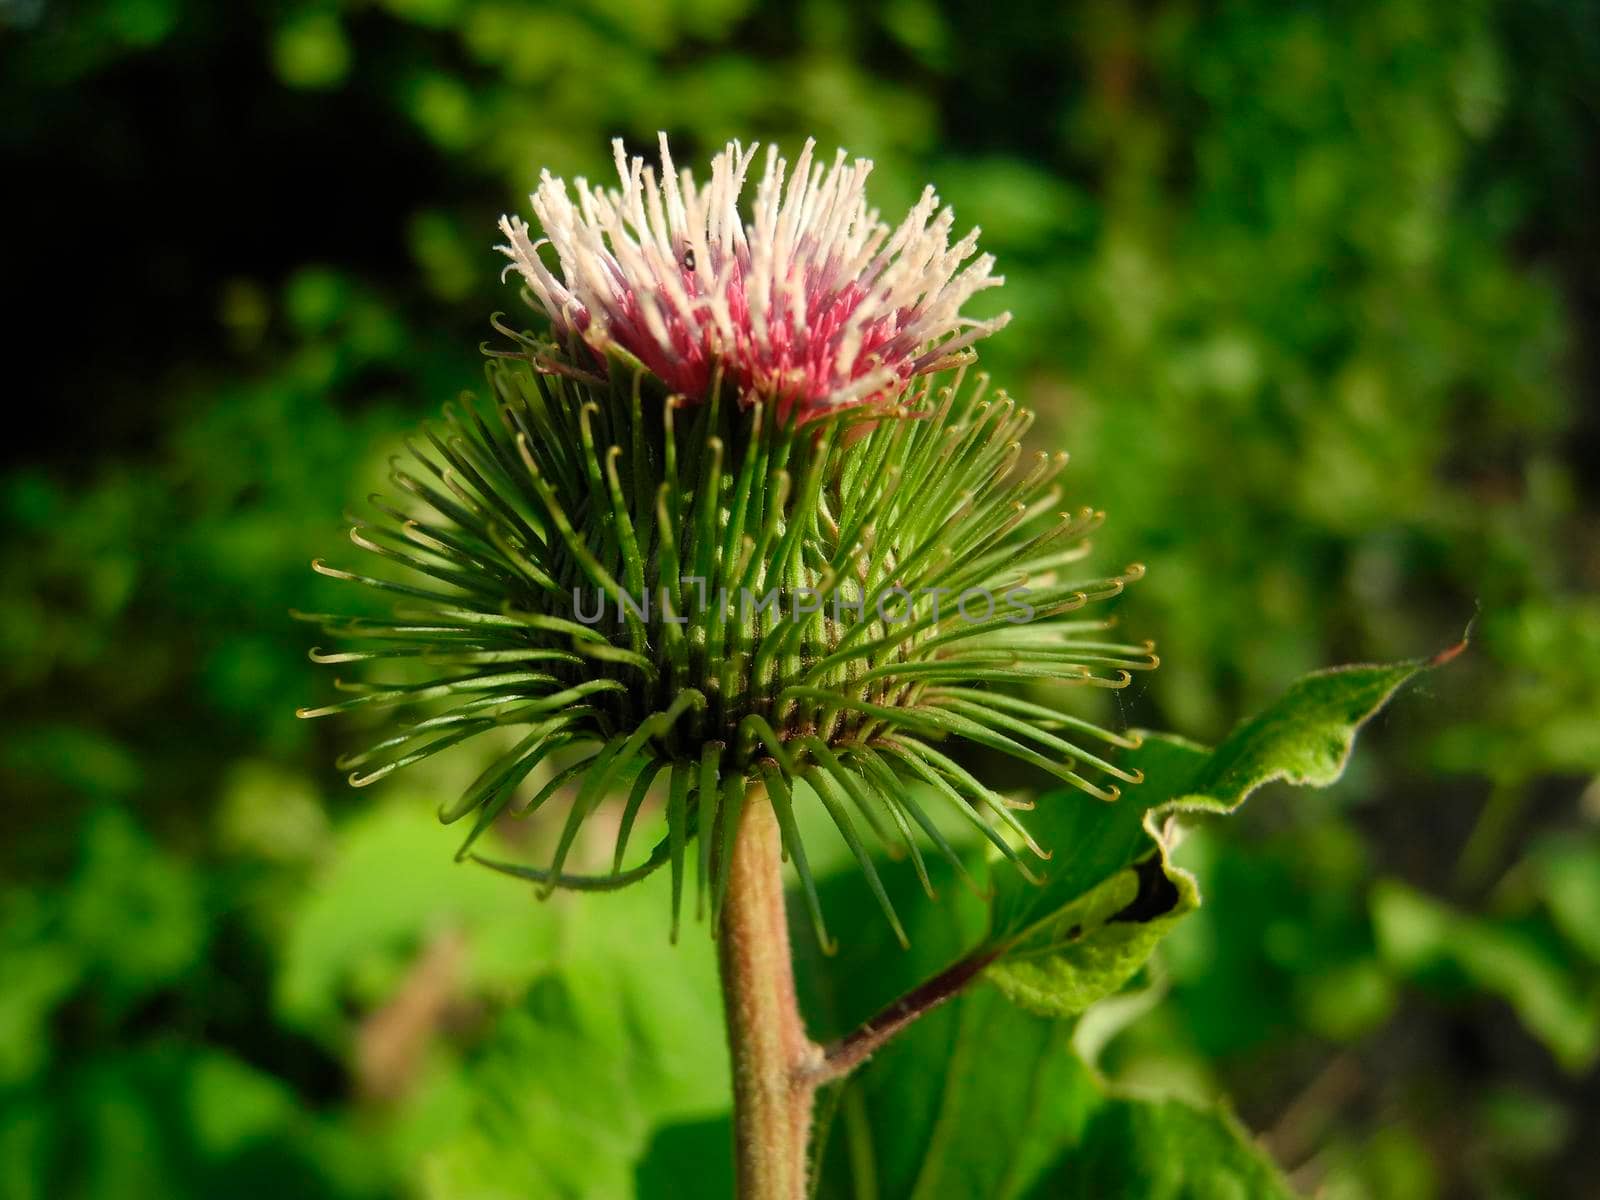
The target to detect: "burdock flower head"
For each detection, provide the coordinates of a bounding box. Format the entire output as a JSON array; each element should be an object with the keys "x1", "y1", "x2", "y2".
[
  {"x1": 299, "y1": 135, "x2": 1153, "y2": 949},
  {"x1": 496, "y1": 135, "x2": 1011, "y2": 417}
]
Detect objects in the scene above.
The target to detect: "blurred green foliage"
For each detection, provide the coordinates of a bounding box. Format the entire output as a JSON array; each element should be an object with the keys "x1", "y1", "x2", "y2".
[{"x1": 3, "y1": 0, "x2": 1597, "y2": 1196}]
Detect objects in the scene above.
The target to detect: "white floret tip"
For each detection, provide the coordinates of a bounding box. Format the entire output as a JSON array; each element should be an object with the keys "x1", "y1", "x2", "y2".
[{"x1": 497, "y1": 133, "x2": 1012, "y2": 418}]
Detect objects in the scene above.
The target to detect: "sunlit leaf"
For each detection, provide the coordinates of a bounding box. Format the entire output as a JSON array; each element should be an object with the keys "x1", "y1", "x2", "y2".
[
  {"x1": 986, "y1": 652, "x2": 1456, "y2": 1018},
  {"x1": 816, "y1": 983, "x2": 1292, "y2": 1200}
]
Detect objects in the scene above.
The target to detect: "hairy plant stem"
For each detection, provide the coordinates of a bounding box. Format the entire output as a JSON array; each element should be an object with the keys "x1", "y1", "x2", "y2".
[
  {"x1": 719, "y1": 790, "x2": 824, "y2": 1200},
  {"x1": 718, "y1": 786, "x2": 1002, "y2": 1196}
]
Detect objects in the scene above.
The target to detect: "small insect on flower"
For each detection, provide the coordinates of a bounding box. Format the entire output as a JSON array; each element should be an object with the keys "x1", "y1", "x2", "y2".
[
  {"x1": 497, "y1": 135, "x2": 1012, "y2": 419},
  {"x1": 299, "y1": 135, "x2": 1154, "y2": 950}
]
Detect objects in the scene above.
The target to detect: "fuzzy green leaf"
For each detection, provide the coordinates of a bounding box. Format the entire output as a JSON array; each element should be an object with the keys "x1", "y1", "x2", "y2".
[
  {"x1": 986, "y1": 649, "x2": 1459, "y2": 1019},
  {"x1": 817, "y1": 982, "x2": 1293, "y2": 1200}
]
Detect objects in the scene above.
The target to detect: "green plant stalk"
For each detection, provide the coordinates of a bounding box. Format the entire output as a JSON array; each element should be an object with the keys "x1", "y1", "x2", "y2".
[
  {"x1": 718, "y1": 785, "x2": 996, "y2": 1197},
  {"x1": 719, "y1": 786, "x2": 824, "y2": 1199}
]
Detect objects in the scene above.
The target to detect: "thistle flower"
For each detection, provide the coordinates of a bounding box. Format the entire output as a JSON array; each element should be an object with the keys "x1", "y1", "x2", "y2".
[
  {"x1": 496, "y1": 135, "x2": 1012, "y2": 418},
  {"x1": 300, "y1": 137, "x2": 1153, "y2": 949}
]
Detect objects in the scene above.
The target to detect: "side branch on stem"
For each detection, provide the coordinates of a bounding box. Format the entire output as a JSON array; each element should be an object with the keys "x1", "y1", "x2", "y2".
[{"x1": 805, "y1": 946, "x2": 999, "y2": 1086}]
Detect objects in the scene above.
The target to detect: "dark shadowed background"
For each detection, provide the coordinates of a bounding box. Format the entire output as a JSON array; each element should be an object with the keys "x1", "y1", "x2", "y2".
[{"x1": 3, "y1": 1, "x2": 1598, "y2": 1197}]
